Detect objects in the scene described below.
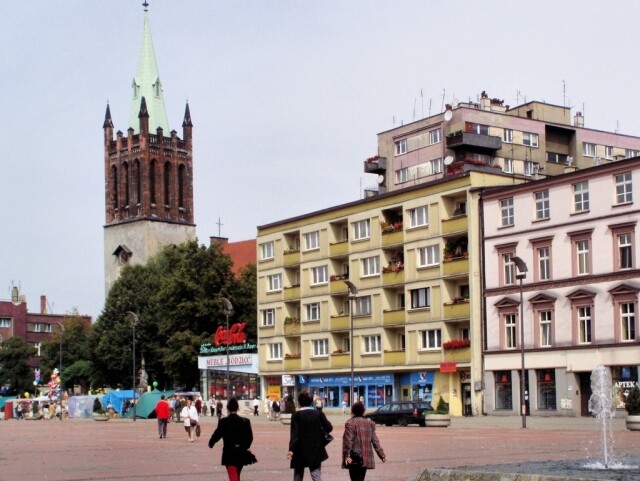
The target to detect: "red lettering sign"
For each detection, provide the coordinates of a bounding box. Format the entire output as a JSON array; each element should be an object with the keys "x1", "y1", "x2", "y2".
[
  {"x1": 440, "y1": 361, "x2": 457, "y2": 373},
  {"x1": 214, "y1": 322, "x2": 248, "y2": 347}
]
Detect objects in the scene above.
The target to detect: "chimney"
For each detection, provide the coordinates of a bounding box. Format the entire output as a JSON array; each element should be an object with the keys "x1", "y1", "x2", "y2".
[
  {"x1": 11, "y1": 286, "x2": 19, "y2": 303},
  {"x1": 41, "y1": 295, "x2": 47, "y2": 314},
  {"x1": 574, "y1": 111, "x2": 584, "y2": 127}
]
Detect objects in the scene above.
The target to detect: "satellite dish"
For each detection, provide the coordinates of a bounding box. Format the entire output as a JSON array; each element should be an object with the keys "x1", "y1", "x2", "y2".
[
  {"x1": 377, "y1": 174, "x2": 385, "y2": 185},
  {"x1": 443, "y1": 110, "x2": 453, "y2": 121},
  {"x1": 452, "y1": 99, "x2": 459, "y2": 108},
  {"x1": 444, "y1": 156, "x2": 454, "y2": 166}
]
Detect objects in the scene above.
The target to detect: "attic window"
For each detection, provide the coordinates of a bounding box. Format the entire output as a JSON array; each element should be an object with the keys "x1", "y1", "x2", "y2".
[{"x1": 113, "y1": 245, "x2": 132, "y2": 265}]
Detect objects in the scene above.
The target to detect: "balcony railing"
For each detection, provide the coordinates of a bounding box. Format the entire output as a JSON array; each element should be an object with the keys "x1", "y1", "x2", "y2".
[
  {"x1": 442, "y1": 256, "x2": 469, "y2": 276},
  {"x1": 330, "y1": 315, "x2": 349, "y2": 330},
  {"x1": 383, "y1": 350, "x2": 406, "y2": 365},
  {"x1": 331, "y1": 352, "x2": 350, "y2": 368},
  {"x1": 363, "y1": 156, "x2": 386, "y2": 174},
  {"x1": 330, "y1": 241, "x2": 349, "y2": 257},
  {"x1": 382, "y1": 269, "x2": 405, "y2": 285},
  {"x1": 381, "y1": 230, "x2": 404, "y2": 246},
  {"x1": 446, "y1": 132, "x2": 502, "y2": 151},
  {"x1": 383, "y1": 309, "x2": 405, "y2": 325},
  {"x1": 442, "y1": 215, "x2": 468, "y2": 235},
  {"x1": 442, "y1": 301, "x2": 470, "y2": 320},
  {"x1": 443, "y1": 346, "x2": 471, "y2": 363},
  {"x1": 284, "y1": 286, "x2": 301, "y2": 300},
  {"x1": 284, "y1": 357, "x2": 302, "y2": 371},
  {"x1": 283, "y1": 250, "x2": 301, "y2": 265}
]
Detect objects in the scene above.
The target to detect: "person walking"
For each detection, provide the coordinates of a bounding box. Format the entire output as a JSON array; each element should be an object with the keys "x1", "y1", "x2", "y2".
[
  {"x1": 155, "y1": 394, "x2": 171, "y2": 439},
  {"x1": 216, "y1": 399, "x2": 223, "y2": 421},
  {"x1": 181, "y1": 399, "x2": 199, "y2": 442},
  {"x1": 342, "y1": 401, "x2": 386, "y2": 481},
  {"x1": 208, "y1": 398, "x2": 255, "y2": 481},
  {"x1": 287, "y1": 392, "x2": 333, "y2": 481},
  {"x1": 252, "y1": 396, "x2": 260, "y2": 416}
]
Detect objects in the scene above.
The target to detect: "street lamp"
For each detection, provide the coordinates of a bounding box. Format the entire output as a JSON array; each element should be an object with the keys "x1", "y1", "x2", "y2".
[
  {"x1": 344, "y1": 281, "x2": 358, "y2": 406},
  {"x1": 127, "y1": 311, "x2": 139, "y2": 422},
  {"x1": 56, "y1": 323, "x2": 65, "y2": 421},
  {"x1": 221, "y1": 298, "x2": 233, "y2": 400},
  {"x1": 512, "y1": 256, "x2": 528, "y2": 429}
]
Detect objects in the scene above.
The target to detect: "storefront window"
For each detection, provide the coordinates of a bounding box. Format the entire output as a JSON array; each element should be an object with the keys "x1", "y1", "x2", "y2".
[
  {"x1": 612, "y1": 365, "x2": 639, "y2": 409},
  {"x1": 495, "y1": 371, "x2": 513, "y2": 410},
  {"x1": 537, "y1": 369, "x2": 556, "y2": 410}
]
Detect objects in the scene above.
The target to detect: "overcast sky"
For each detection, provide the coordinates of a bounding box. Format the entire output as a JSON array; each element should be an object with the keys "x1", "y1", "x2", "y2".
[{"x1": 2, "y1": 1, "x2": 640, "y2": 320}]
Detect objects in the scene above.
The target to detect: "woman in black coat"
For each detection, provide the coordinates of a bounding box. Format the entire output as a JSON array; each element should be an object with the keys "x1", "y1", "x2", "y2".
[
  {"x1": 208, "y1": 398, "x2": 254, "y2": 481},
  {"x1": 287, "y1": 392, "x2": 333, "y2": 481}
]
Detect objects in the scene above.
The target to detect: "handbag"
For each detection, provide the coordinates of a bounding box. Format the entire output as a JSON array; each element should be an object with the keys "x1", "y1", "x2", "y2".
[
  {"x1": 349, "y1": 450, "x2": 363, "y2": 466},
  {"x1": 195, "y1": 423, "x2": 201, "y2": 437},
  {"x1": 321, "y1": 431, "x2": 334, "y2": 446},
  {"x1": 190, "y1": 419, "x2": 198, "y2": 427},
  {"x1": 242, "y1": 449, "x2": 258, "y2": 465}
]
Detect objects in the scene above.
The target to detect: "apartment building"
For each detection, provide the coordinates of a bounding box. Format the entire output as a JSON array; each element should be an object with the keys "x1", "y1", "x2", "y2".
[
  {"x1": 257, "y1": 168, "x2": 522, "y2": 416},
  {"x1": 365, "y1": 91, "x2": 640, "y2": 196},
  {"x1": 482, "y1": 157, "x2": 640, "y2": 417}
]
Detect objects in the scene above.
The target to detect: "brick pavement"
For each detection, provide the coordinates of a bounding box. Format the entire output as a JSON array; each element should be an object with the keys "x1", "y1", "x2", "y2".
[{"x1": 1, "y1": 413, "x2": 638, "y2": 481}]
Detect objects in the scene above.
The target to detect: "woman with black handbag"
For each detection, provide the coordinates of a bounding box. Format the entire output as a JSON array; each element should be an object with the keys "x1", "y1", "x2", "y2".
[
  {"x1": 342, "y1": 402, "x2": 386, "y2": 481},
  {"x1": 208, "y1": 398, "x2": 256, "y2": 481},
  {"x1": 180, "y1": 398, "x2": 199, "y2": 443}
]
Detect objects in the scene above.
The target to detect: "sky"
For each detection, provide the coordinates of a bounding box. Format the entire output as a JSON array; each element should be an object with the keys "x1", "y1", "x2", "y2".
[{"x1": 2, "y1": 0, "x2": 640, "y2": 320}]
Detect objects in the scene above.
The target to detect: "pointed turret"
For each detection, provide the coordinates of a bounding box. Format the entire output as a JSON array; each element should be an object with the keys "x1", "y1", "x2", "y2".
[
  {"x1": 182, "y1": 102, "x2": 193, "y2": 149},
  {"x1": 103, "y1": 103, "x2": 114, "y2": 129},
  {"x1": 128, "y1": 8, "x2": 170, "y2": 133}
]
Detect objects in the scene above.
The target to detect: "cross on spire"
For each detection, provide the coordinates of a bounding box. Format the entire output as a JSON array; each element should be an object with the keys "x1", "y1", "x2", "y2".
[{"x1": 143, "y1": 1, "x2": 149, "y2": 12}]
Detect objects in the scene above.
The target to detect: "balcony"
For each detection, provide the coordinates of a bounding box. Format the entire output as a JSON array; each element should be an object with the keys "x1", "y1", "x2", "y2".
[
  {"x1": 330, "y1": 241, "x2": 349, "y2": 257},
  {"x1": 363, "y1": 156, "x2": 387, "y2": 174},
  {"x1": 330, "y1": 279, "x2": 349, "y2": 294},
  {"x1": 443, "y1": 347, "x2": 471, "y2": 363},
  {"x1": 445, "y1": 132, "x2": 502, "y2": 152},
  {"x1": 331, "y1": 352, "x2": 351, "y2": 368},
  {"x1": 382, "y1": 268, "x2": 404, "y2": 285},
  {"x1": 442, "y1": 256, "x2": 469, "y2": 277},
  {"x1": 284, "y1": 357, "x2": 301, "y2": 371},
  {"x1": 381, "y1": 230, "x2": 403, "y2": 246},
  {"x1": 442, "y1": 215, "x2": 468, "y2": 235},
  {"x1": 330, "y1": 315, "x2": 349, "y2": 330},
  {"x1": 442, "y1": 301, "x2": 470, "y2": 320},
  {"x1": 283, "y1": 250, "x2": 300, "y2": 265},
  {"x1": 383, "y1": 309, "x2": 405, "y2": 325},
  {"x1": 284, "y1": 318, "x2": 301, "y2": 335},
  {"x1": 383, "y1": 350, "x2": 406, "y2": 365},
  {"x1": 284, "y1": 286, "x2": 301, "y2": 300}
]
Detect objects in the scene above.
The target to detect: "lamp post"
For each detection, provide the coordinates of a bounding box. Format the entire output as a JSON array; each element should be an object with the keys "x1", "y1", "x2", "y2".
[
  {"x1": 56, "y1": 323, "x2": 65, "y2": 421},
  {"x1": 512, "y1": 256, "x2": 528, "y2": 429},
  {"x1": 221, "y1": 298, "x2": 233, "y2": 400},
  {"x1": 343, "y1": 281, "x2": 358, "y2": 406},
  {"x1": 127, "y1": 311, "x2": 139, "y2": 422}
]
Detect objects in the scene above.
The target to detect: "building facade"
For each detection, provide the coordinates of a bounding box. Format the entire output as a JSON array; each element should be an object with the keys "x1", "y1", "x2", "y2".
[
  {"x1": 482, "y1": 157, "x2": 640, "y2": 417},
  {"x1": 366, "y1": 91, "x2": 640, "y2": 196},
  {"x1": 257, "y1": 168, "x2": 522, "y2": 415},
  {"x1": 103, "y1": 7, "x2": 195, "y2": 295}
]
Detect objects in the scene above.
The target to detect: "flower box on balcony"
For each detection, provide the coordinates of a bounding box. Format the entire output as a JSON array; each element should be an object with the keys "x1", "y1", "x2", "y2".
[
  {"x1": 284, "y1": 353, "x2": 301, "y2": 359},
  {"x1": 443, "y1": 339, "x2": 471, "y2": 350}
]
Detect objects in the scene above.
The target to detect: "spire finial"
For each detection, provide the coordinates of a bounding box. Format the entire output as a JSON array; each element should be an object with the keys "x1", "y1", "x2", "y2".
[{"x1": 143, "y1": 1, "x2": 149, "y2": 12}]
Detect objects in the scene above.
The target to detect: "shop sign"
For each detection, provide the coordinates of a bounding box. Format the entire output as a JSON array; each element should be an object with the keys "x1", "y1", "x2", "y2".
[
  {"x1": 282, "y1": 375, "x2": 296, "y2": 386},
  {"x1": 199, "y1": 322, "x2": 257, "y2": 354},
  {"x1": 205, "y1": 354, "x2": 253, "y2": 367},
  {"x1": 440, "y1": 361, "x2": 457, "y2": 373}
]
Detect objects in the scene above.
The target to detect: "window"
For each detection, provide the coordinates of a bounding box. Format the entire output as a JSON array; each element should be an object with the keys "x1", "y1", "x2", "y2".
[
  {"x1": 503, "y1": 158, "x2": 514, "y2": 173},
  {"x1": 430, "y1": 158, "x2": 443, "y2": 174},
  {"x1": 417, "y1": 245, "x2": 439, "y2": 267},
  {"x1": 626, "y1": 149, "x2": 639, "y2": 159},
  {"x1": 535, "y1": 190, "x2": 550, "y2": 220},
  {"x1": 0, "y1": 317, "x2": 11, "y2": 328},
  {"x1": 605, "y1": 146, "x2": 614, "y2": 159},
  {"x1": 353, "y1": 219, "x2": 370, "y2": 240},
  {"x1": 259, "y1": 241, "x2": 274, "y2": 260},
  {"x1": 500, "y1": 198, "x2": 514, "y2": 227},
  {"x1": 502, "y1": 252, "x2": 516, "y2": 286},
  {"x1": 537, "y1": 246, "x2": 551, "y2": 281},
  {"x1": 312, "y1": 339, "x2": 329, "y2": 357},
  {"x1": 503, "y1": 129, "x2": 513, "y2": 143},
  {"x1": 395, "y1": 139, "x2": 407, "y2": 155},
  {"x1": 573, "y1": 181, "x2": 589, "y2": 212},
  {"x1": 466, "y1": 122, "x2": 489, "y2": 135},
  {"x1": 396, "y1": 168, "x2": 409, "y2": 183},
  {"x1": 620, "y1": 302, "x2": 636, "y2": 341},
  {"x1": 495, "y1": 372, "x2": 513, "y2": 410},
  {"x1": 523, "y1": 161, "x2": 535, "y2": 176},
  {"x1": 361, "y1": 256, "x2": 380, "y2": 277},
  {"x1": 311, "y1": 265, "x2": 328, "y2": 285},
  {"x1": 578, "y1": 306, "x2": 592, "y2": 344},
  {"x1": 537, "y1": 370, "x2": 557, "y2": 410},
  {"x1": 409, "y1": 206, "x2": 428, "y2": 227},
  {"x1": 429, "y1": 129, "x2": 441, "y2": 144},
  {"x1": 268, "y1": 343, "x2": 282, "y2": 360},
  {"x1": 304, "y1": 231, "x2": 320, "y2": 250},
  {"x1": 505, "y1": 314, "x2": 517, "y2": 349},
  {"x1": 410, "y1": 287, "x2": 430, "y2": 309},
  {"x1": 355, "y1": 296, "x2": 372, "y2": 316},
  {"x1": 306, "y1": 303, "x2": 320, "y2": 321},
  {"x1": 523, "y1": 132, "x2": 539, "y2": 147},
  {"x1": 420, "y1": 329, "x2": 441, "y2": 349},
  {"x1": 576, "y1": 240, "x2": 590, "y2": 275},
  {"x1": 34, "y1": 323, "x2": 52, "y2": 333},
  {"x1": 615, "y1": 172, "x2": 633, "y2": 204},
  {"x1": 267, "y1": 274, "x2": 282, "y2": 292},
  {"x1": 618, "y1": 233, "x2": 633, "y2": 270},
  {"x1": 363, "y1": 335, "x2": 381, "y2": 353},
  {"x1": 582, "y1": 142, "x2": 596, "y2": 157},
  {"x1": 261, "y1": 309, "x2": 275, "y2": 326},
  {"x1": 539, "y1": 310, "x2": 552, "y2": 347}
]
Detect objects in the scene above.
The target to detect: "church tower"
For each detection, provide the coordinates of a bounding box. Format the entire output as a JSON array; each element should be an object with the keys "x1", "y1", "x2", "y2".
[{"x1": 103, "y1": 3, "x2": 196, "y2": 295}]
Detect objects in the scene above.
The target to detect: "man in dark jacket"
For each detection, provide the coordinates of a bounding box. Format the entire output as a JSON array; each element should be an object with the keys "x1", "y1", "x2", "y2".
[{"x1": 287, "y1": 392, "x2": 333, "y2": 481}]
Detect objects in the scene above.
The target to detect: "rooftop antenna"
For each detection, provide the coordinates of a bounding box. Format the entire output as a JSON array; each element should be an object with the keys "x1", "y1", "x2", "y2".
[
  {"x1": 413, "y1": 97, "x2": 416, "y2": 121},
  {"x1": 428, "y1": 98, "x2": 432, "y2": 117},
  {"x1": 562, "y1": 80, "x2": 566, "y2": 108},
  {"x1": 420, "y1": 89, "x2": 424, "y2": 119},
  {"x1": 616, "y1": 120, "x2": 620, "y2": 133},
  {"x1": 441, "y1": 89, "x2": 446, "y2": 113},
  {"x1": 216, "y1": 217, "x2": 223, "y2": 237}
]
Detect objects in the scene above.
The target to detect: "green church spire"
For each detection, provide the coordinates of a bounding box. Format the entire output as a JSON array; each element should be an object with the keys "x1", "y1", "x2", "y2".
[{"x1": 128, "y1": 5, "x2": 170, "y2": 134}]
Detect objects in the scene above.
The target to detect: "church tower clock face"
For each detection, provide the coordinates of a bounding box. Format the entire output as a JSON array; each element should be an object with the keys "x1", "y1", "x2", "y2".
[{"x1": 103, "y1": 3, "x2": 195, "y2": 295}]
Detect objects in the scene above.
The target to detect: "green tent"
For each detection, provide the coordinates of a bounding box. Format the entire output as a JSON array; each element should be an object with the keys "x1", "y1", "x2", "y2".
[{"x1": 126, "y1": 389, "x2": 175, "y2": 419}]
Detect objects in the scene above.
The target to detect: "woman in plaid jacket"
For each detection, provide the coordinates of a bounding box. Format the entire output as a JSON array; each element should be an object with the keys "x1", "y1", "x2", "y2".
[{"x1": 342, "y1": 402, "x2": 386, "y2": 481}]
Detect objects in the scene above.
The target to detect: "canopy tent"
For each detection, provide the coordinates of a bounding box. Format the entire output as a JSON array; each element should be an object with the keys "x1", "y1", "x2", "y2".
[
  {"x1": 0, "y1": 396, "x2": 17, "y2": 409},
  {"x1": 67, "y1": 395, "x2": 100, "y2": 419},
  {"x1": 128, "y1": 389, "x2": 175, "y2": 419},
  {"x1": 100, "y1": 390, "x2": 140, "y2": 417}
]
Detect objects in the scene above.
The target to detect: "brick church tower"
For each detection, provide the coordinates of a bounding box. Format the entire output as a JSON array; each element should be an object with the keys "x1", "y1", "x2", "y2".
[{"x1": 103, "y1": 4, "x2": 196, "y2": 295}]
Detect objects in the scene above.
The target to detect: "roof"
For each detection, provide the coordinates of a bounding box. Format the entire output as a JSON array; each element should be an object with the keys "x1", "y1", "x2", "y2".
[{"x1": 213, "y1": 238, "x2": 256, "y2": 276}]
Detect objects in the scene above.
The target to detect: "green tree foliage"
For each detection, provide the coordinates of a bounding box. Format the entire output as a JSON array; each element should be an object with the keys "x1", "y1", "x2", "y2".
[
  {"x1": 0, "y1": 336, "x2": 37, "y2": 395},
  {"x1": 90, "y1": 240, "x2": 256, "y2": 391}
]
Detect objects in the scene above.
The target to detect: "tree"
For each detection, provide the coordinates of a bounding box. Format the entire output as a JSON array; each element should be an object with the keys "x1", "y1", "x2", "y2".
[{"x1": 0, "y1": 336, "x2": 37, "y2": 395}]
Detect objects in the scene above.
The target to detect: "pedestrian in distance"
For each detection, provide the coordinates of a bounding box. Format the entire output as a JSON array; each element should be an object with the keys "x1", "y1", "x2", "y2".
[
  {"x1": 155, "y1": 394, "x2": 171, "y2": 439},
  {"x1": 252, "y1": 396, "x2": 260, "y2": 416},
  {"x1": 208, "y1": 398, "x2": 255, "y2": 481},
  {"x1": 181, "y1": 398, "x2": 199, "y2": 442},
  {"x1": 287, "y1": 391, "x2": 333, "y2": 481},
  {"x1": 216, "y1": 399, "x2": 223, "y2": 421},
  {"x1": 342, "y1": 401, "x2": 386, "y2": 481},
  {"x1": 272, "y1": 398, "x2": 281, "y2": 420}
]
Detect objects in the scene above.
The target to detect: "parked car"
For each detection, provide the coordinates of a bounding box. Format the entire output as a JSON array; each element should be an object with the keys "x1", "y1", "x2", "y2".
[{"x1": 364, "y1": 401, "x2": 432, "y2": 427}]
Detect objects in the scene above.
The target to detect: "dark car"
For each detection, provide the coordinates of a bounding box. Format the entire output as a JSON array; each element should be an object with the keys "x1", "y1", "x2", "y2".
[{"x1": 365, "y1": 401, "x2": 432, "y2": 427}]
